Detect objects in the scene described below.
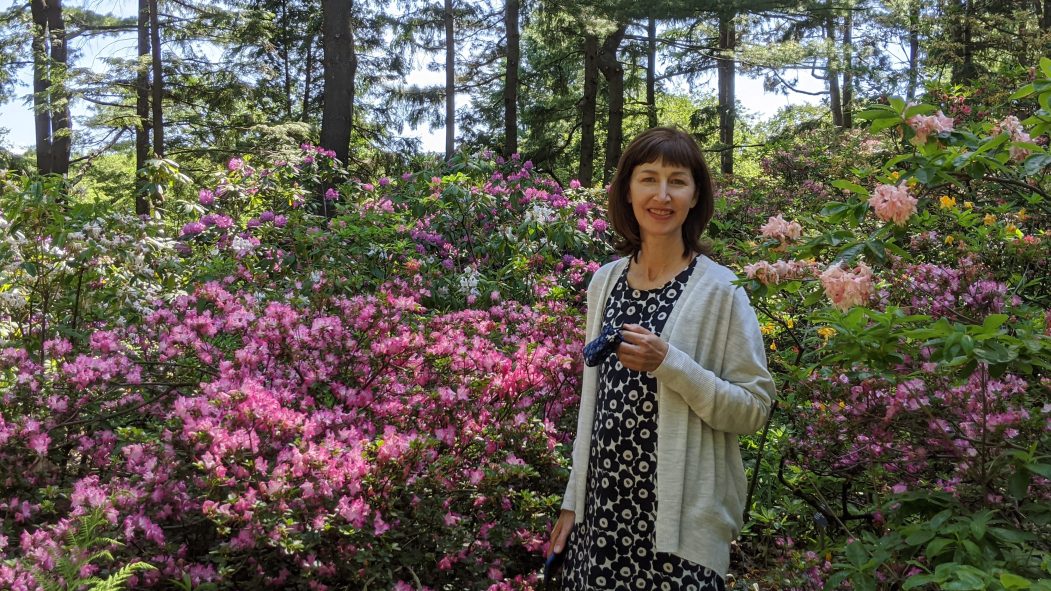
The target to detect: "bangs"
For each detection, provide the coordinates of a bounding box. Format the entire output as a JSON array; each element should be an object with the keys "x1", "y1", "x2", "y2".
[{"x1": 632, "y1": 134, "x2": 703, "y2": 171}]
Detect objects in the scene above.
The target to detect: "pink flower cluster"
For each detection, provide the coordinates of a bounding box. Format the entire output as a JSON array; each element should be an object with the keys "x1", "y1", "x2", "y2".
[
  {"x1": 868, "y1": 182, "x2": 917, "y2": 226},
  {"x1": 743, "y1": 259, "x2": 820, "y2": 286},
  {"x1": 0, "y1": 278, "x2": 585, "y2": 589},
  {"x1": 993, "y1": 115, "x2": 1032, "y2": 161},
  {"x1": 819, "y1": 262, "x2": 874, "y2": 311},
  {"x1": 759, "y1": 214, "x2": 803, "y2": 244},
  {"x1": 907, "y1": 110, "x2": 954, "y2": 144}
]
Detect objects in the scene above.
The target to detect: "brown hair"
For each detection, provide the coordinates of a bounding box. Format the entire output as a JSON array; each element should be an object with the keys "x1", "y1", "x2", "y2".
[{"x1": 606, "y1": 127, "x2": 715, "y2": 258}]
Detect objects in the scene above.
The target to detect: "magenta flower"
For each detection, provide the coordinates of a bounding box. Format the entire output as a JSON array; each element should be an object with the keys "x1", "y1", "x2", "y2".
[
  {"x1": 324, "y1": 188, "x2": 339, "y2": 201},
  {"x1": 181, "y1": 221, "x2": 206, "y2": 236},
  {"x1": 199, "y1": 189, "x2": 216, "y2": 206},
  {"x1": 227, "y1": 157, "x2": 244, "y2": 171}
]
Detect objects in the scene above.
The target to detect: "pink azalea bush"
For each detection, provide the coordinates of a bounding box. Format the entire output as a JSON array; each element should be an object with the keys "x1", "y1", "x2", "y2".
[{"x1": 0, "y1": 148, "x2": 612, "y2": 590}]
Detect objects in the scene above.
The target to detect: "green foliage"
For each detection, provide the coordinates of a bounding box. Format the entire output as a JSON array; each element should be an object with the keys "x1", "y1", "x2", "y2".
[{"x1": 22, "y1": 509, "x2": 155, "y2": 591}]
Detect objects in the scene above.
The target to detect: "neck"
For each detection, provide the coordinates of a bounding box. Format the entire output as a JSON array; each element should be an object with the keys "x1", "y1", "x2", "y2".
[{"x1": 636, "y1": 237, "x2": 692, "y2": 280}]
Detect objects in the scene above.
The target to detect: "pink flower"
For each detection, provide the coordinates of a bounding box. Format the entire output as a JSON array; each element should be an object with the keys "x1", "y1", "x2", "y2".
[
  {"x1": 28, "y1": 433, "x2": 50, "y2": 455},
  {"x1": 868, "y1": 183, "x2": 917, "y2": 225},
  {"x1": 592, "y1": 219, "x2": 608, "y2": 233},
  {"x1": 199, "y1": 189, "x2": 215, "y2": 206},
  {"x1": 820, "y1": 262, "x2": 874, "y2": 311},
  {"x1": 324, "y1": 188, "x2": 339, "y2": 201},
  {"x1": 908, "y1": 111, "x2": 954, "y2": 144},
  {"x1": 568, "y1": 179, "x2": 582, "y2": 189},
  {"x1": 181, "y1": 221, "x2": 206, "y2": 237},
  {"x1": 993, "y1": 116, "x2": 1032, "y2": 161},
  {"x1": 228, "y1": 157, "x2": 244, "y2": 171},
  {"x1": 759, "y1": 215, "x2": 802, "y2": 243}
]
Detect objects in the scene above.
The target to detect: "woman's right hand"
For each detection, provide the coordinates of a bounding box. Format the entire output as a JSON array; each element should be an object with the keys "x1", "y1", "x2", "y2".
[{"x1": 548, "y1": 509, "x2": 575, "y2": 555}]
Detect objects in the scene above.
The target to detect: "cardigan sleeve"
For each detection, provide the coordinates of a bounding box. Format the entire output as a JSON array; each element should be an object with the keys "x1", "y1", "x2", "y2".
[
  {"x1": 650, "y1": 285, "x2": 774, "y2": 435},
  {"x1": 561, "y1": 263, "x2": 611, "y2": 511}
]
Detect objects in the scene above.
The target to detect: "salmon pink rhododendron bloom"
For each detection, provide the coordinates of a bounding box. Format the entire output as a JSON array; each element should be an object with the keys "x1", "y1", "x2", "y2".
[
  {"x1": 820, "y1": 261, "x2": 874, "y2": 311},
  {"x1": 908, "y1": 111, "x2": 954, "y2": 144},
  {"x1": 759, "y1": 214, "x2": 803, "y2": 243},
  {"x1": 868, "y1": 182, "x2": 917, "y2": 226}
]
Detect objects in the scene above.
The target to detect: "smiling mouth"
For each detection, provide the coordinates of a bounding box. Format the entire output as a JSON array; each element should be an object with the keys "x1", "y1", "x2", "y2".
[{"x1": 649, "y1": 208, "x2": 674, "y2": 216}]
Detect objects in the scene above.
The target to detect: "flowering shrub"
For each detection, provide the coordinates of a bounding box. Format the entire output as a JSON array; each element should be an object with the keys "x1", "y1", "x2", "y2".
[
  {"x1": 0, "y1": 144, "x2": 614, "y2": 589},
  {"x1": 735, "y1": 59, "x2": 1051, "y2": 590}
]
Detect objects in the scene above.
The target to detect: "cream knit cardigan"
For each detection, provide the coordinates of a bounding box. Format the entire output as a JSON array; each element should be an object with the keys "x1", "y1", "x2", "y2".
[{"x1": 561, "y1": 255, "x2": 776, "y2": 576}]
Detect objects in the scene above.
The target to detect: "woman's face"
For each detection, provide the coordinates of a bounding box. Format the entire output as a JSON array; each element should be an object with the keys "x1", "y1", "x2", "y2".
[{"x1": 628, "y1": 159, "x2": 698, "y2": 243}]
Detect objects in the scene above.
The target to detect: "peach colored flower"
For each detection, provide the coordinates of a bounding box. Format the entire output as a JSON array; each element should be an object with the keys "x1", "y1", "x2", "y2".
[
  {"x1": 820, "y1": 262, "x2": 874, "y2": 311},
  {"x1": 908, "y1": 111, "x2": 954, "y2": 144},
  {"x1": 759, "y1": 214, "x2": 803, "y2": 243},
  {"x1": 868, "y1": 182, "x2": 917, "y2": 226}
]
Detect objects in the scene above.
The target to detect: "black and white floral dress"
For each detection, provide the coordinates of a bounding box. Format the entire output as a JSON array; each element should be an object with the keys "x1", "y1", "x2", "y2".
[{"x1": 562, "y1": 257, "x2": 724, "y2": 591}]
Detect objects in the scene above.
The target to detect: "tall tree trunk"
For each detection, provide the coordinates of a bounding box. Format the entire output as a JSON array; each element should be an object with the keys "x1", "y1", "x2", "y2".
[
  {"x1": 597, "y1": 25, "x2": 626, "y2": 181},
  {"x1": 647, "y1": 16, "x2": 657, "y2": 128},
  {"x1": 280, "y1": 0, "x2": 293, "y2": 120},
  {"x1": 149, "y1": 0, "x2": 164, "y2": 157},
  {"x1": 135, "y1": 0, "x2": 151, "y2": 215},
  {"x1": 826, "y1": 12, "x2": 843, "y2": 128},
  {"x1": 503, "y1": 0, "x2": 519, "y2": 157},
  {"x1": 717, "y1": 12, "x2": 736, "y2": 175},
  {"x1": 320, "y1": 0, "x2": 355, "y2": 165},
  {"x1": 1043, "y1": 0, "x2": 1051, "y2": 31},
  {"x1": 48, "y1": 0, "x2": 70, "y2": 176},
  {"x1": 31, "y1": 0, "x2": 54, "y2": 174},
  {"x1": 444, "y1": 0, "x2": 455, "y2": 160},
  {"x1": 302, "y1": 35, "x2": 314, "y2": 121},
  {"x1": 907, "y1": 0, "x2": 920, "y2": 100},
  {"x1": 578, "y1": 33, "x2": 599, "y2": 187},
  {"x1": 31, "y1": 0, "x2": 70, "y2": 175},
  {"x1": 841, "y1": 6, "x2": 853, "y2": 129},
  {"x1": 949, "y1": 0, "x2": 976, "y2": 83}
]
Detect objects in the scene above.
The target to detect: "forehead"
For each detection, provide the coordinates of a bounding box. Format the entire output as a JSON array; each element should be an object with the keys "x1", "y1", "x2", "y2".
[{"x1": 632, "y1": 159, "x2": 693, "y2": 175}]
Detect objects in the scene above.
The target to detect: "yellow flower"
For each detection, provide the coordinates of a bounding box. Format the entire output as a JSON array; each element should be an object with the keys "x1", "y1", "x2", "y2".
[
  {"x1": 838, "y1": 400, "x2": 846, "y2": 410},
  {"x1": 761, "y1": 322, "x2": 776, "y2": 335},
  {"x1": 1005, "y1": 223, "x2": 1022, "y2": 237},
  {"x1": 963, "y1": 201, "x2": 974, "y2": 210},
  {"x1": 939, "y1": 195, "x2": 956, "y2": 209},
  {"x1": 770, "y1": 342, "x2": 777, "y2": 351},
  {"x1": 944, "y1": 235, "x2": 955, "y2": 245},
  {"x1": 984, "y1": 213, "x2": 996, "y2": 226},
  {"x1": 817, "y1": 327, "x2": 836, "y2": 340},
  {"x1": 1017, "y1": 209, "x2": 1027, "y2": 221},
  {"x1": 889, "y1": 171, "x2": 901, "y2": 181},
  {"x1": 786, "y1": 318, "x2": 795, "y2": 329}
]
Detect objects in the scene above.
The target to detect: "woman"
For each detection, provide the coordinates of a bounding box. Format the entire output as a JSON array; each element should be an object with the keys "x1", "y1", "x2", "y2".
[{"x1": 548, "y1": 127, "x2": 775, "y2": 590}]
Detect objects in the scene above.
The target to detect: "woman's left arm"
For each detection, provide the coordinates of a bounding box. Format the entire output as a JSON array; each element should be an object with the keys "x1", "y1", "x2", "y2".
[{"x1": 622, "y1": 287, "x2": 774, "y2": 434}]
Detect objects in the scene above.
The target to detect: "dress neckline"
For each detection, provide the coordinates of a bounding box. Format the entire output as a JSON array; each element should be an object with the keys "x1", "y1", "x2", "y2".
[{"x1": 623, "y1": 255, "x2": 698, "y2": 293}]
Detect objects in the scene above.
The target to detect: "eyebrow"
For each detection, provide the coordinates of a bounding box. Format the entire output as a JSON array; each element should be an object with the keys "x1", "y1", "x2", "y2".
[{"x1": 635, "y1": 168, "x2": 690, "y2": 176}]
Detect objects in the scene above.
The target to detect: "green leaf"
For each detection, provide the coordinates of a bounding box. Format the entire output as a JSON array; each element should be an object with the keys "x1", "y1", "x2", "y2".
[
  {"x1": 926, "y1": 537, "x2": 954, "y2": 558},
  {"x1": 1011, "y1": 83, "x2": 1036, "y2": 100},
  {"x1": 1024, "y1": 153, "x2": 1051, "y2": 176},
  {"x1": 1009, "y1": 470, "x2": 1032, "y2": 500},
  {"x1": 871, "y1": 117, "x2": 903, "y2": 133},
  {"x1": 846, "y1": 540, "x2": 867, "y2": 567},
  {"x1": 1024, "y1": 463, "x2": 1051, "y2": 479},
  {"x1": 1041, "y1": 56, "x2": 1051, "y2": 78},
  {"x1": 906, "y1": 529, "x2": 936, "y2": 546},
  {"x1": 1001, "y1": 573, "x2": 1033, "y2": 590},
  {"x1": 831, "y1": 180, "x2": 869, "y2": 196}
]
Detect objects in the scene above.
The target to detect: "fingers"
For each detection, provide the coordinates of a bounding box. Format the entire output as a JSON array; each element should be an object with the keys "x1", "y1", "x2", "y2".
[{"x1": 550, "y1": 510, "x2": 574, "y2": 554}]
